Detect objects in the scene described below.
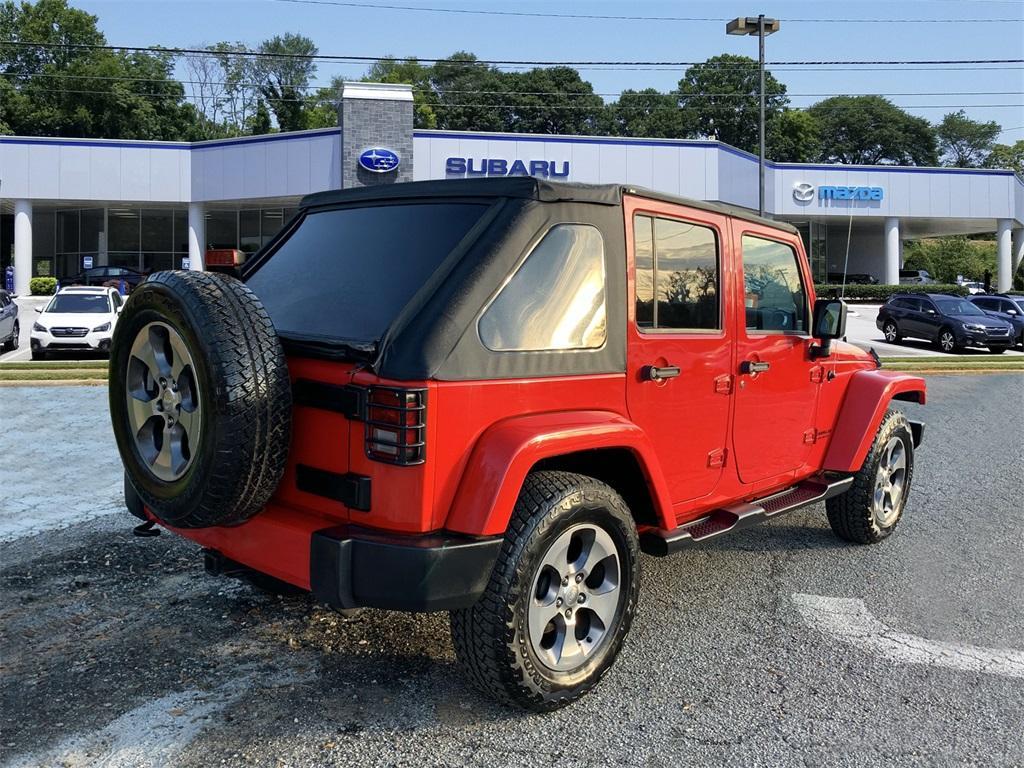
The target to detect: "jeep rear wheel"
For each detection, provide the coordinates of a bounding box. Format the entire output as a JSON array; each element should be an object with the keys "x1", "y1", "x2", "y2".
[
  {"x1": 108, "y1": 270, "x2": 292, "y2": 529},
  {"x1": 450, "y1": 471, "x2": 640, "y2": 711},
  {"x1": 826, "y1": 409, "x2": 914, "y2": 545}
]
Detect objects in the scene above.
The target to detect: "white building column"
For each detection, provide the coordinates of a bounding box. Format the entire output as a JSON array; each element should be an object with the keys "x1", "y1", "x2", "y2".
[
  {"x1": 187, "y1": 203, "x2": 205, "y2": 271},
  {"x1": 1012, "y1": 227, "x2": 1024, "y2": 278},
  {"x1": 884, "y1": 217, "x2": 900, "y2": 286},
  {"x1": 996, "y1": 219, "x2": 1012, "y2": 292},
  {"x1": 13, "y1": 200, "x2": 33, "y2": 296}
]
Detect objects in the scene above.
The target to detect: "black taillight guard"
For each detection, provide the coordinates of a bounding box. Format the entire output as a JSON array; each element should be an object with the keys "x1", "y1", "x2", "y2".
[{"x1": 364, "y1": 386, "x2": 427, "y2": 465}]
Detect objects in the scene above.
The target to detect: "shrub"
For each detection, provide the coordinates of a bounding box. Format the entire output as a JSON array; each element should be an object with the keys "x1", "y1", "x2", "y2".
[
  {"x1": 29, "y1": 277, "x2": 58, "y2": 295},
  {"x1": 814, "y1": 283, "x2": 969, "y2": 302}
]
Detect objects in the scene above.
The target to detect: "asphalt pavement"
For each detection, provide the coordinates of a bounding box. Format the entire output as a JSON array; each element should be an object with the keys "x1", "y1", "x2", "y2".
[{"x1": 1, "y1": 375, "x2": 1022, "y2": 767}]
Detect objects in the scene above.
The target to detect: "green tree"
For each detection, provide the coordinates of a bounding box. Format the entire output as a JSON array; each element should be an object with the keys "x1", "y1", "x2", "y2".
[
  {"x1": 936, "y1": 110, "x2": 1000, "y2": 167},
  {"x1": 255, "y1": 33, "x2": 317, "y2": 132},
  {"x1": 767, "y1": 109, "x2": 821, "y2": 163},
  {"x1": 503, "y1": 67, "x2": 606, "y2": 135},
  {"x1": 809, "y1": 96, "x2": 938, "y2": 165},
  {"x1": 248, "y1": 99, "x2": 272, "y2": 135},
  {"x1": 364, "y1": 57, "x2": 438, "y2": 128},
  {"x1": 676, "y1": 54, "x2": 788, "y2": 153},
  {"x1": 1, "y1": 0, "x2": 201, "y2": 140},
  {"x1": 430, "y1": 52, "x2": 509, "y2": 132},
  {"x1": 984, "y1": 140, "x2": 1024, "y2": 176},
  {"x1": 903, "y1": 237, "x2": 997, "y2": 283},
  {"x1": 608, "y1": 88, "x2": 686, "y2": 138}
]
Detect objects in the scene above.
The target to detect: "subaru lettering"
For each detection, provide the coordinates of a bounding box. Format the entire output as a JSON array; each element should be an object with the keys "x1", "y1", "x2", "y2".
[{"x1": 445, "y1": 157, "x2": 570, "y2": 178}]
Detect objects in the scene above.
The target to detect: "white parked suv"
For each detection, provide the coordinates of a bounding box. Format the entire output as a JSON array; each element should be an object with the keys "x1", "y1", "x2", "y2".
[{"x1": 31, "y1": 286, "x2": 123, "y2": 359}]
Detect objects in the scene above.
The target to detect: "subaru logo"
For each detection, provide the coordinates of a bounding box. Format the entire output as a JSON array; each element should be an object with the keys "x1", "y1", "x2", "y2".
[
  {"x1": 358, "y1": 147, "x2": 400, "y2": 173},
  {"x1": 792, "y1": 182, "x2": 814, "y2": 202}
]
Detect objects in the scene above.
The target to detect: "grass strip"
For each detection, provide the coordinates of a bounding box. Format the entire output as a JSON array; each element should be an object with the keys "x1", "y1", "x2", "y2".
[
  {"x1": 0, "y1": 369, "x2": 109, "y2": 381},
  {"x1": 0, "y1": 360, "x2": 108, "y2": 370}
]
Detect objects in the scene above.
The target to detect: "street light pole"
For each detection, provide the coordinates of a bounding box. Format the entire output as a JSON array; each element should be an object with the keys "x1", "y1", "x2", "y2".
[
  {"x1": 758, "y1": 13, "x2": 766, "y2": 218},
  {"x1": 726, "y1": 15, "x2": 780, "y2": 218}
]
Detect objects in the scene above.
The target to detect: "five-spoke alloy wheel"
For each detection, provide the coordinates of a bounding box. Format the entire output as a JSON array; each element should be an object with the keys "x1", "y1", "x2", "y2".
[
  {"x1": 125, "y1": 322, "x2": 201, "y2": 482},
  {"x1": 451, "y1": 471, "x2": 640, "y2": 711}
]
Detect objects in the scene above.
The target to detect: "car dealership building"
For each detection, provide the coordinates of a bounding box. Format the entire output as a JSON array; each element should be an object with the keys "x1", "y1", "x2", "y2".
[{"x1": 2, "y1": 82, "x2": 1022, "y2": 297}]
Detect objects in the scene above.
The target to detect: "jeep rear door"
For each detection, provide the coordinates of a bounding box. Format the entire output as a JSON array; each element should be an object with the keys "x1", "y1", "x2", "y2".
[
  {"x1": 731, "y1": 223, "x2": 818, "y2": 484},
  {"x1": 624, "y1": 197, "x2": 733, "y2": 504}
]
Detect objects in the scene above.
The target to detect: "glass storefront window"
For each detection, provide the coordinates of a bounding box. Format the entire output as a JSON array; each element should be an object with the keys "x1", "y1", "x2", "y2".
[
  {"x1": 57, "y1": 210, "x2": 79, "y2": 254},
  {"x1": 80, "y1": 208, "x2": 105, "y2": 258},
  {"x1": 173, "y1": 210, "x2": 189, "y2": 254},
  {"x1": 240, "y1": 210, "x2": 261, "y2": 255},
  {"x1": 260, "y1": 209, "x2": 286, "y2": 247},
  {"x1": 141, "y1": 210, "x2": 173, "y2": 253},
  {"x1": 109, "y1": 209, "x2": 140, "y2": 254},
  {"x1": 206, "y1": 210, "x2": 237, "y2": 250}
]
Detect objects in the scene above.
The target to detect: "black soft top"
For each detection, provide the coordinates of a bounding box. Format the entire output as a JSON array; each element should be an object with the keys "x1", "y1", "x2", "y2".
[{"x1": 300, "y1": 178, "x2": 797, "y2": 235}]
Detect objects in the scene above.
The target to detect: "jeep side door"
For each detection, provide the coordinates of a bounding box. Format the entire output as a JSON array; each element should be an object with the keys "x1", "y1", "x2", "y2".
[
  {"x1": 624, "y1": 198, "x2": 733, "y2": 504},
  {"x1": 731, "y1": 223, "x2": 818, "y2": 484}
]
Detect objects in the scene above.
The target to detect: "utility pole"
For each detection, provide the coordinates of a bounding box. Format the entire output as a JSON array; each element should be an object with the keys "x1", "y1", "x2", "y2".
[{"x1": 727, "y1": 15, "x2": 780, "y2": 218}]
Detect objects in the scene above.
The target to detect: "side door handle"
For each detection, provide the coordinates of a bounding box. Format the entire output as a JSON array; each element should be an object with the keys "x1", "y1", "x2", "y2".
[
  {"x1": 740, "y1": 360, "x2": 770, "y2": 375},
  {"x1": 642, "y1": 365, "x2": 681, "y2": 381}
]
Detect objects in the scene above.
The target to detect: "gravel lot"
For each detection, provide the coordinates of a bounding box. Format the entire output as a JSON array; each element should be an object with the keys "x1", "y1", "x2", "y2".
[{"x1": 1, "y1": 376, "x2": 1022, "y2": 767}]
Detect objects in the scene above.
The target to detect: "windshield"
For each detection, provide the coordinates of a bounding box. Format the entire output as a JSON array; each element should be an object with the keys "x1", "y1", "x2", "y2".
[
  {"x1": 246, "y1": 202, "x2": 489, "y2": 345},
  {"x1": 935, "y1": 298, "x2": 984, "y2": 316},
  {"x1": 46, "y1": 294, "x2": 111, "y2": 314}
]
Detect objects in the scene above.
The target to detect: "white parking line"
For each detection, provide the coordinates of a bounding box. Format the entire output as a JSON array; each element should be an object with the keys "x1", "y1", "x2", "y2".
[{"x1": 793, "y1": 594, "x2": 1024, "y2": 680}]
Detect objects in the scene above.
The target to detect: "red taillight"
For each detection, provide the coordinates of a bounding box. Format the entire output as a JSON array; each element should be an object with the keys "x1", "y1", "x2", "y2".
[{"x1": 364, "y1": 387, "x2": 426, "y2": 465}]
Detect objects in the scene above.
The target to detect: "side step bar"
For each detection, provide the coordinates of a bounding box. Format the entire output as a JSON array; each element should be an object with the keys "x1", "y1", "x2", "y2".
[{"x1": 640, "y1": 473, "x2": 855, "y2": 557}]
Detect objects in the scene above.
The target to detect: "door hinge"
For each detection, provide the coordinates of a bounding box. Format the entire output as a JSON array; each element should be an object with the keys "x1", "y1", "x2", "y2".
[
  {"x1": 803, "y1": 429, "x2": 817, "y2": 444},
  {"x1": 707, "y1": 448, "x2": 727, "y2": 468},
  {"x1": 810, "y1": 365, "x2": 825, "y2": 383},
  {"x1": 713, "y1": 374, "x2": 733, "y2": 394}
]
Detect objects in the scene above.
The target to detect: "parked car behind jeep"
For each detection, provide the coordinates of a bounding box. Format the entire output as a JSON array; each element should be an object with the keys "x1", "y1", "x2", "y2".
[
  {"x1": 877, "y1": 293, "x2": 1015, "y2": 353},
  {"x1": 109, "y1": 179, "x2": 926, "y2": 711},
  {"x1": 969, "y1": 294, "x2": 1024, "y2": 348}
]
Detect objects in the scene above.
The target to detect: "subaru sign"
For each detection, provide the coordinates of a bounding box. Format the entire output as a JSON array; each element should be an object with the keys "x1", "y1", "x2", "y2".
[
  {"x1": 793, "y1": 182, "x2": 884, "y2": 203},
  {"x1": 358, "y1": 147, "x2": 400, "y2": 173},
  {"x1": 446, "y1": 158, "x2": 570, "y2": 179}
]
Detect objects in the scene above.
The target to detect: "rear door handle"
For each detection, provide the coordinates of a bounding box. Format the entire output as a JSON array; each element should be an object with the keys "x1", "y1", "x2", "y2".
[
  {"x1": 740, "y1": 360, "x2": 770, "y2": 375},
  {"x1": 643, "y1": 365, "x2": 681, "y2": 381}
]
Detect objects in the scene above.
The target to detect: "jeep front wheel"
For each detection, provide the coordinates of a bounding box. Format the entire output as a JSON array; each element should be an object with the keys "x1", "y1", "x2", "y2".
[
  {"x1": 826, "y1": 409, "x2": 914, "y2": 545},
  {"x1": 450, "y1": 471, "x2": 640, "y2": 711}
]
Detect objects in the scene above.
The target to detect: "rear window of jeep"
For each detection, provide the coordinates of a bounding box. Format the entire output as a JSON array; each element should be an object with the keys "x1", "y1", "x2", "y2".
[{"x1": 246, "y1": 202, "x2": 488, "y2": 344}]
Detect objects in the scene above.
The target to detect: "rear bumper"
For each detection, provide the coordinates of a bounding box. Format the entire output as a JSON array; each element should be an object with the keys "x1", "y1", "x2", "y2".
[{"x1": 309, "y1": 526, "x2": 503, "y2": 612}]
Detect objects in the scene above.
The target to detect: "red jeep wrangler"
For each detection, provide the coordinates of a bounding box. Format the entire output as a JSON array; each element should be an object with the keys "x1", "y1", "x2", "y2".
[{"x1": 109, "y1": 179, "x2": 926, "y2": 710}]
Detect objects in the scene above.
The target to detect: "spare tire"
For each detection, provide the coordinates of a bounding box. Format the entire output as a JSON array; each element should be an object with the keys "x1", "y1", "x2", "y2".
[{"x1": 108, "y1": 270, "x2": 292, "y2": 528}]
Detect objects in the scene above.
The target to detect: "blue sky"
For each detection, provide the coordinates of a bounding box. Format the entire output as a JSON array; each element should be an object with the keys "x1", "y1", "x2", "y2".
[{"x1": 74, "y1": 0, "x2": 1024, "y2": 139}]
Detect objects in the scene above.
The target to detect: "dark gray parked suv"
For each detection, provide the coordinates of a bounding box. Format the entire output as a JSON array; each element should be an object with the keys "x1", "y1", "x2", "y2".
[
  {"x1": 968, "y1": 294, "x2": 1024, "y2": 348},
  {"x1": 0, "y1": 289, "x2": 19, "y2": 352},
  {"x1": 876, "y1": 293, "x2": 1015, "y2": 353}
]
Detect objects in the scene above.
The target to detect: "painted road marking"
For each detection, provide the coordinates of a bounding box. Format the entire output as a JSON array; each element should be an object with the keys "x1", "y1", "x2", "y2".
[{"x1": 793, "y1": 593, "x2": 1024, "y2": 680}]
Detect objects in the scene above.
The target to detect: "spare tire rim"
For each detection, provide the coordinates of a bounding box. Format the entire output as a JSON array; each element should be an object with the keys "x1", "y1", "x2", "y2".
[
  {"x1": 125, "y1": 321, "x2": 201, "y2": 482},
  {"x1": 527, "y1": 523, "x2": 622, "y2": 672}
]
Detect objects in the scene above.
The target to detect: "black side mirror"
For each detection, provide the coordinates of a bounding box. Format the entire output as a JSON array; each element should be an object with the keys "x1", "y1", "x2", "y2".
[{"x1": 811, "y1": 298, "x2": 848, "y2": 359}]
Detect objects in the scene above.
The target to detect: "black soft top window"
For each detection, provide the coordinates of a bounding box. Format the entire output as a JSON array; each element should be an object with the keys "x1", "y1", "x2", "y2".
[{"x1": 246, "y1": 201, "x2": 489, "y2": 345}]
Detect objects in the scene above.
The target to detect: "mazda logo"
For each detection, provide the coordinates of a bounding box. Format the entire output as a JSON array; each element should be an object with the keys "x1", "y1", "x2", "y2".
[{"x1": 793, "y1": 182, "x2": 814, "y2": 202}]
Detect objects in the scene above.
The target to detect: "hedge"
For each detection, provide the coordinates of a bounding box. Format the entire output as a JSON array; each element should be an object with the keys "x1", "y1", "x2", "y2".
[
  {"x1": 813, "y1": 283, "x2": 969, "y2": 301},
  {"x1": 29, "y1": 277, "x2": 58, "y2": 295}
]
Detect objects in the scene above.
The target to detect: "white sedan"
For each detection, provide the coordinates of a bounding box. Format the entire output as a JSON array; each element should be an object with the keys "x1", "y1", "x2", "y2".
[{"x1": 31, "y1": 286, "x2": 124, "y2": 359}]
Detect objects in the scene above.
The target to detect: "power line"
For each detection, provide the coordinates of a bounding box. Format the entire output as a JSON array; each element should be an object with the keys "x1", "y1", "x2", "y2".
[
  {"x1": 269, "y1": 0, "x2": 1024, "y2": 23},
  {"x1": 3, "y1": 71, "x2": 1020, "y2": 99},
  {"x1": 10, "y1": 84, "x2": 1023, "y2": 112},
  {"x1": 2, "y1": 40, "x2": 1022, "y2": 68}
]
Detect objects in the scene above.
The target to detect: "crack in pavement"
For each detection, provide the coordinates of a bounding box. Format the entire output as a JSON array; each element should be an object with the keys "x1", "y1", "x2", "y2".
[{"x1": 792, "y1": 593, "x2": 1024, "y2": 680}]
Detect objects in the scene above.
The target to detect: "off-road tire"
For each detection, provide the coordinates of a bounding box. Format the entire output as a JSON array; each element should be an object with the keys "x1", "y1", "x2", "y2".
[
  {"x1": 108, "y1": 270, "x2": 291, "y2": 528},
  {"x1": 450, "y1": 471, "x2": 640, "y2": 711},
  {"x1": 826, "y1": 409, "x2": 914, "y2": 545}
]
